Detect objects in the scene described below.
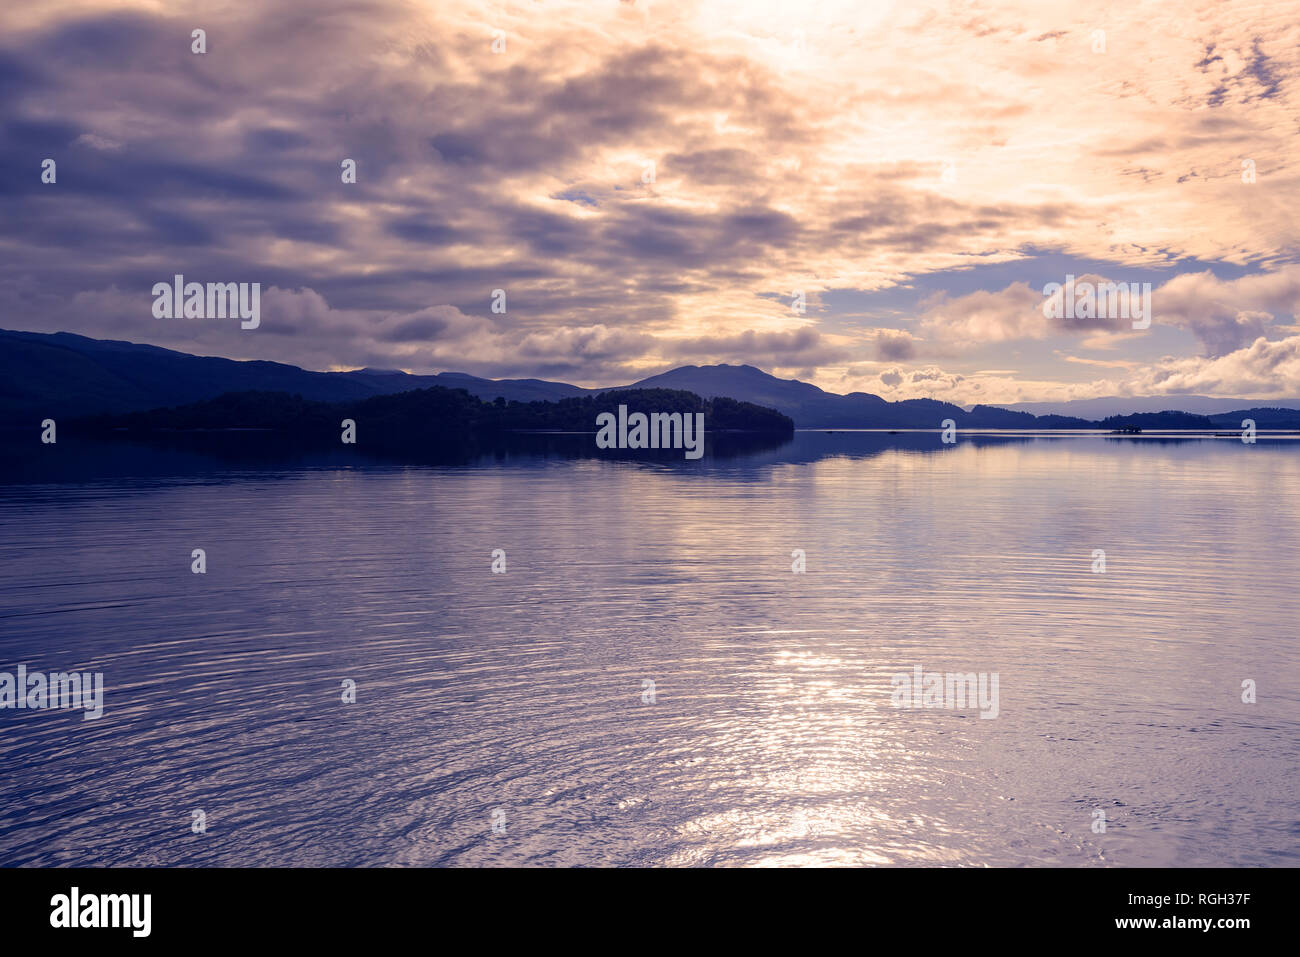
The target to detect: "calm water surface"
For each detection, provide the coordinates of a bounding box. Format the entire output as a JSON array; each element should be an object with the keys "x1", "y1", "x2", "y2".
[{"x1": 1, "y1": 433, "x2": 1297, "y2": 866}]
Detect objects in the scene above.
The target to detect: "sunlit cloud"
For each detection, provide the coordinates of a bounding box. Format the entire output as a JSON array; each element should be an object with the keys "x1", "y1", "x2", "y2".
[{"x1": 1, "y1": 0, "x2": 1297, "y2": 400}]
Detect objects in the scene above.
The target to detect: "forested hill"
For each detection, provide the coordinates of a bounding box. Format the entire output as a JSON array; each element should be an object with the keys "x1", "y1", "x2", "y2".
[{"x1": 71, "y1": 386, "x2": 796, "y2": 444}]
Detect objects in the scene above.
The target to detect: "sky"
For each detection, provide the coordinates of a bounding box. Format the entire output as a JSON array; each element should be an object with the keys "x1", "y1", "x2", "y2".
[{"x1": 2, "y1": 0, "x2": 1298, "y2": 403}]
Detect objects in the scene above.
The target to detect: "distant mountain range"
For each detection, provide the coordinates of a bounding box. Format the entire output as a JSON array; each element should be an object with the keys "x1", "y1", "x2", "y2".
[
  {"x1": 1002, "y1": 395, "x2": 1300, "y2": 418},
  {"x1": 0, "y1": 329, "x2": 589, "y2": 418},
  {"x1": 3, "y1": 328, "x2": 1299, "y2": 430}
]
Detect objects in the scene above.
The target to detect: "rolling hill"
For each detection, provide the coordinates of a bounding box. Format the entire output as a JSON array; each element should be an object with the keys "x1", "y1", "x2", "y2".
[{"x1": 4, "y1": 328, "x2": 1299, "y2": 430}]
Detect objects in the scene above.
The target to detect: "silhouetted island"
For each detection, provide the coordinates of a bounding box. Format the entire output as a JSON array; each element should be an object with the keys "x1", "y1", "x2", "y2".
[{"x1": 69, "y1": 386, "x2": 796, "y2": 457}]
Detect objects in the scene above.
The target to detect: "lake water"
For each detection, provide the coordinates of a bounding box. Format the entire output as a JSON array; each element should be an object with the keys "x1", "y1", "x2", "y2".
[{"x1": 1, "y1": 432, "x2": 1297, "y2": 866}]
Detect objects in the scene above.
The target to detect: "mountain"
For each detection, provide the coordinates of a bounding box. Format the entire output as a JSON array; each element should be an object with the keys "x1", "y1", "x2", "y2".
[
  {"x1": 4, "y1": 329, "x2": 1299, "y2": 430},
  {"x1": 0, "y1": 328, "x2": 584, "y2": 418},
  {"x1": 626, "y1": 364, "x2": 859, "y2": 416},
  {"x1": 0, "y1": 329, "x2": 370, "y2": 418},
  {"x1": 1207, "y1": 408, "x2": 1300, "y2": 429},
  {"x1": 624, "y1": 364, "x2": 1094, "y2": 428},
  {"x1": 422, "y1": 372, "x2": 586, "y2": 403},
  {"x1": 1003, "y1": 395, "x2": 1300, "y2": 418}
]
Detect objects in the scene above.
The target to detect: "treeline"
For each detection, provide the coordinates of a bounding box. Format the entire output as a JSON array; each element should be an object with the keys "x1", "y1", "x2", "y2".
[
  {"x1": 486, "y1": 389, "x2": 794, "y2": 432},
  {"x1": 66, "y1": 387, "x2": 1300, "y2": 441},
  {"x1": 1099, "y1": 408, "x2": 1300, "y2": 430},
  {"x1": 71, "y1": 386, "x2": 795, "y2": 448}
]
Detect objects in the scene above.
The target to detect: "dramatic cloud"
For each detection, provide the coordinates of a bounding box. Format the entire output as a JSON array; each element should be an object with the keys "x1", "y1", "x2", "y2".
[{"x1": 1, "y1": 0, "x2": 1298, "y2": 398}]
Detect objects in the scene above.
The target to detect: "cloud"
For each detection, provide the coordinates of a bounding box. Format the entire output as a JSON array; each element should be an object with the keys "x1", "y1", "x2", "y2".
[
  {"x1": 1154, "y1": 267, "x2": 1300, "y2": 356},
  {"x1": 917, "y1": 268, "x2": 1300, "y2": 360},
  {"x1": 1133, "y1": 335, "x2": 1300, "y2": 396},
  {"x1": 875, "y1": 331, "x2": 918, "y2": 361},
  {"x1": 0, "y1": 0, "x2": 1298, "y2": 400},
  {"x1": 72, "y1": 132, "x2": 123, "y2": 151},
  {"x1": 663, "y1": 327, "x2": 851, "y2": 369},
  {"x1": 918, "y1": 282, "x2": 1044, "y2": 344},
  {"x1": 843, "y1": 334, "x2": 1300, "y2": 405}
]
